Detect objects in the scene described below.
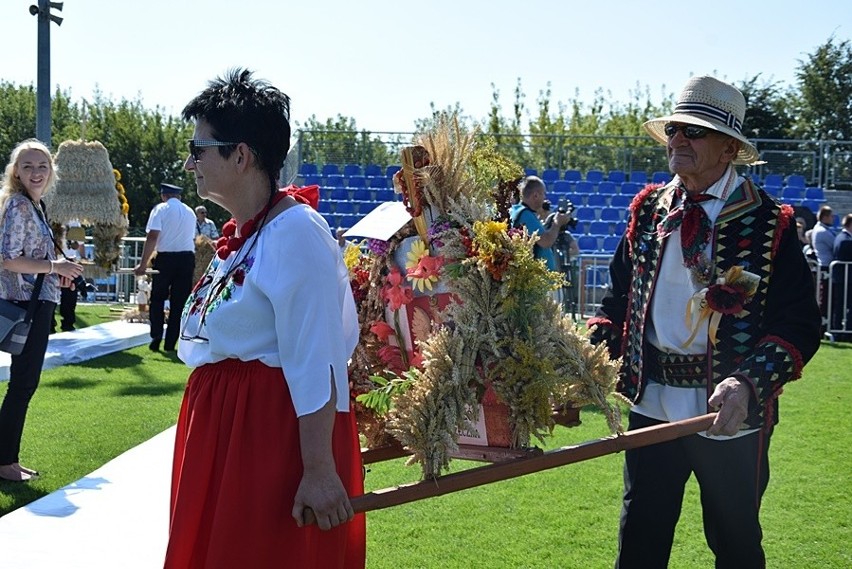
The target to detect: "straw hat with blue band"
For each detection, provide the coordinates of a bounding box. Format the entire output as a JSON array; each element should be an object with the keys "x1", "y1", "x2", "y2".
[{"x1": 643, "y1": 75, "x2": 760, "y2": 166}]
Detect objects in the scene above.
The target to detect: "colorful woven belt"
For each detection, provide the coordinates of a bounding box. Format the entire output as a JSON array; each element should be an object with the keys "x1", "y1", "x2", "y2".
[{"x1": 644, "y1": 344, "x2": 708, "y2": 387}]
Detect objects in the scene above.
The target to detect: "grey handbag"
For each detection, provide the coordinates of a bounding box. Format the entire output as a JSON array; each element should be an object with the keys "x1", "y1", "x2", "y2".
[{"x1": 0, "y1": 273, "x2": 46, "y2": 355}]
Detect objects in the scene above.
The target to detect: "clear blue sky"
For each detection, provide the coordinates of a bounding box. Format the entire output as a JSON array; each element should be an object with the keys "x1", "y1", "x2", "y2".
[{"x1": 2, "y1": 0, "x2": 849, "y2": 133}]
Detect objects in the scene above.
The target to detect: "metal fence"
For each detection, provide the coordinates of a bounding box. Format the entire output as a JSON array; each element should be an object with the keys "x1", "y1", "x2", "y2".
[{"x1": 294, "y1": 131, "x2": 852, "y2": 190}]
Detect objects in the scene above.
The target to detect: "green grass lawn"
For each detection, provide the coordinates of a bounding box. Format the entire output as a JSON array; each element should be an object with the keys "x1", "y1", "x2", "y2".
[{"x1": 0, "y1": 341, "x2": 849, "y2": 568}]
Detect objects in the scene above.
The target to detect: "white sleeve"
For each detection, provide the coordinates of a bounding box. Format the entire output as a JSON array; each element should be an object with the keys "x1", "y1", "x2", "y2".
[
  {"x1": 255, "y1": 209, "x2": 357, "y2": 416},
  {"x1": 146, "y1": 204, "x2": 163, "y2": 233}
]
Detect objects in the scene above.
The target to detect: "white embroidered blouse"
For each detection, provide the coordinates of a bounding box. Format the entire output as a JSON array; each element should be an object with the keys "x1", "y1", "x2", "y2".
[{"x1": 178, "y1": 203, "x2": 359, "y2": 417}]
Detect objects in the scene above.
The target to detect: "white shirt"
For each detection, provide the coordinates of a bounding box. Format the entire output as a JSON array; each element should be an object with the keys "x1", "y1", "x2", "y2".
[
  {"x1": 638, "y1": 166, "x2": 755, "y2": 439},
  {"x1": 145, "y1": 197, "x2": 196, "y2": 252},
  {"x1": 178, "y1": 204, "x2": 359, "y2": 417}
]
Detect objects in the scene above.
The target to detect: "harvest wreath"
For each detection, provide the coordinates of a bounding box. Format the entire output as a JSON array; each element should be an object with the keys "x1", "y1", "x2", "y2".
[{"x1": 345, "y1": 119, "x2": 623, "y2": 478}]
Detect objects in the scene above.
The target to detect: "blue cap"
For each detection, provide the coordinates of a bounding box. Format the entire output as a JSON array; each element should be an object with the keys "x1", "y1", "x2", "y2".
[{"x1": 160, "y1": 183, "x2": 183, "y2": 194}]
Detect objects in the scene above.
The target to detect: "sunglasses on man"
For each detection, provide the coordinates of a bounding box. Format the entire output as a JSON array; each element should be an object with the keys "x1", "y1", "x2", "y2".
[{"x1": 664, "y1": 123, "x2": 710, "y2": 140}]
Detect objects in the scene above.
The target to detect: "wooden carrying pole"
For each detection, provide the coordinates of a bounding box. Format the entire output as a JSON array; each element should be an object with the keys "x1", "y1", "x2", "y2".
[{"x1": 348, "y1": 413, "x2": 717, "y2": 515}]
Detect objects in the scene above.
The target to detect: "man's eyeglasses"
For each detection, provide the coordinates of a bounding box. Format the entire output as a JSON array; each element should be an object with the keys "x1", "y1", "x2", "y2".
[
  {"x1": 664, "y1": 123, "x2": 710, "y2": 140},
  {"x1": 187, "y1": 139, "x2": 239, "y2": 162}
]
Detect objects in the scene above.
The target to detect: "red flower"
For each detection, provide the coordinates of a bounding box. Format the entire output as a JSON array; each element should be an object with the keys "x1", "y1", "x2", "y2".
[
  {"x1": 370, "y1": 321, "x2": 395, "y2": 342},
  {"x1": 705, "y1": 284, "x2": 748, "y2": 315},
  {"x1": 232, "y1": 268, "x2": 246, "y2": 286},
  {"x1": 382, "y1": 268, "x2": 414, "y2": 311}
]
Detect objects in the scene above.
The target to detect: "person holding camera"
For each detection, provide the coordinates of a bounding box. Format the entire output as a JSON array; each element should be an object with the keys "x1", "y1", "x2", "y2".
[
  {"x1": 509, "y1": 176, "x2": 571, "y2": 273},
  {"x1": 0, "y1": 139, "x2": 83, "y2": 482},
  {"x1": 543, "y1": 200, "x2": 581, "y2": 313}
]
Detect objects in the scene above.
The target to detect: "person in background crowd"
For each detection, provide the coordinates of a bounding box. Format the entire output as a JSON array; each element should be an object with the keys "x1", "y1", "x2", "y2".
[
  {"x1": 52, "y1": 237, "x2": 82, "y2": 332},
  {"x1": 588, "y1": 76, "x2": 820, "y2": 568},
  {"x1": 194, "y1": 205, "x2": 218, "y2": 240},
  {"x1": 831, "y1": 213, "x2": 852, "y2": 341},
  {"x1": 811, "y1": 205, "x2": 836, "y2": 330},
  {"x1": 510, "y1": 176, "x2": 570, "y2": 272},
  {"x1": 0, "y1": 139, "x2": 83, "y2": 482},
  {"x1": 165, "y1": 68, "x2": 364, "y2": 568},
  {"x1": 134, "y1": 183, "x2": 196, "y2": 352}
]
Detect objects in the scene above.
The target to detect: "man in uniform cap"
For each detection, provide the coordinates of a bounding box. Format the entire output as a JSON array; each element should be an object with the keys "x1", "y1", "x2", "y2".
[
  {"x1": 588, "y1": 76, "x2": 820, "y2": 567},
  {"x1": 134, "y1": 182, "x2": 196, "y2": 351}
]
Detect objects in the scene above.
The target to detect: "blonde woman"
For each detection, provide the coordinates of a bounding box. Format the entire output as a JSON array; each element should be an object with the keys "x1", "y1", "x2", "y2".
[{"x1": 0, "y1": 139, "x2": 83, "y2": 482}]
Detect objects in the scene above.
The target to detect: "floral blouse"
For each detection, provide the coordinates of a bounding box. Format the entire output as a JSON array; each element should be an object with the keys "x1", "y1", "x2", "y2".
[
  {"x1": 0, "y1": 193, "x2": 60, "y2": 302},
  {"x1": 178, "y1": 204, "x2": 359, "y2": 417}
]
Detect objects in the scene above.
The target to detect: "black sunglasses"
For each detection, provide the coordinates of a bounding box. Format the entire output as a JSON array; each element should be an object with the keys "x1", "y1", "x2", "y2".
[
  {"x1": 187, "y1": 139, "x2": 239, "y2": 162},
  {"x1": 664, "y1": 123, "x2": 710, "y2": 140}
]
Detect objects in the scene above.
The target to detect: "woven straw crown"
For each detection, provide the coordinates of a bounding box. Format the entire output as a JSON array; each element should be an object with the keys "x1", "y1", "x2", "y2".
[{"x1": 644, "y1": 75, "x2": 760, "y2": 165}]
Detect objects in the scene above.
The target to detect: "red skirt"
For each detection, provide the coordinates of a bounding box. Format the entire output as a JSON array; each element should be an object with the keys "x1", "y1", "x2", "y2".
[{"x1": 164, "y1": 359, "x2": 366, "y2": 568}]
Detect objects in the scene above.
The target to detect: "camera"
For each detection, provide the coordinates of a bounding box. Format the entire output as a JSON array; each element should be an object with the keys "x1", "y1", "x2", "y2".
[
  {"x1": 72, "y1": 275, "x2": 97, "y2": 300},
  {"x1": 547, "y1": 198, "x2": 579, "y2": 231}
]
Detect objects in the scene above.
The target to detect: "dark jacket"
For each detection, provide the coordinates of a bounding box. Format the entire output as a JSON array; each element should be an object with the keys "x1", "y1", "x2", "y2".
[{"x1": 588, "y1": 179, "x2": 821, "y2": 429}]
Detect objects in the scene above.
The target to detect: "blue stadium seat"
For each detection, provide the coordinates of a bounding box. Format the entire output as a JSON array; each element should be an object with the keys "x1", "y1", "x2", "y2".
[
  {"x1": 369, "y1": 177, "x2": 388, "y2": 189},
  {"x1": 652, "y1": 171, "x2": 671, "y2": 184},
  {"x1": 610, "y1": 194, "x2": 633, "y2": 209},
  {"x1": 602, "y1": 235, "x2": 621, "y2": 253},
  {"x1": 375, "y1": 188, "x2": 395, "y2": 201},
  {"x1": 577, "y1": 235, "x2": 599, "y2": 253},
  {"x1": 763, "y1": 185, "x2": 781, "y2": 198},
  {"x1": 326, "y1": 174, "x2": 345, "y2": 187},
  {"x1": 364, "y1": 164, "x2": 382, "y2": 177},
  {"x1": 589, "y1": 221, "x2": 611, "y2": 236},
  {"x1": 615, "y1": 221, "x2": 627, "y2": 235},
  {"x1": 304, "y1": 175, "x2": 322, "y2": 187},
  {"x1": 330, "y1": 187, "x2": 350, "y2": 201},
  {"x1": 575, "y1": 207, "x2": 597, "y2": 223},
  {"x1": 359, "y1": 200, "x2": 380, "y2": 214},
  {"x1": 322, "y1": 214, "x2": 336, "y2": 228},
  {"x1": 597, "y1": 181, "x2": 618, "y2": 195},
  {"x1": 352, "y1": 188, "x2": 371, "y2": 201},
  {"x1": 586, "y1": 194, "x2": 607, "y2": 208},
  {"x1": 524, "y1": 167, "x2": 538, "y2": 177},
  {"x1": 575, "y1": 181, "x2": 595, "y2": 194},
  {"x1": 630, "y1": 171, "x2": 648, "y2": 184},
  {"x1": 317, "y1": 200, "x2": 333, "y2": 214},
  {"x1": 335, "y1": 201, "x2": 356, "y2": 215},
  {"x1": 343, "y1": 164, "x2": 362, "y2": 177},
  {"x1": 805, "y1": 187, "x2": 825, "y2": 201},
  {"x1": 564, "y1": 169, "x2": 582, "y2": 182},
  {"x1": 338, "y1": 214, "x2": 359, "y2": 229},
  {"x1": 607, "y1": 171, "x2": 626, "y2": 184},
  {"x1": 386, "y1": 165, "x2": 401, "y2": 177},
  {"x1": 347, "y1": 175, "x2": 367, "y2": 188},
  {"x1": 300, "y1": 163, "x2": 318, "y2": 176},
  {"x1": 541, "y1": 168, "x2": 560, "y2": 182},
  {"x1": 585, "y1": 170, "x2": 604, "y2": 184},
  {"x1": 801, "y1": 200, "x2": 821, "y2": 213},
  {"x1": 322, "y1": 164, "x2": 340, "y2": 177},
  {"x1": 782, "y1": 187, "x2": 805, "y2": 200},
  {"x1": 620, "y1": 182, "x2": 640, "y2": 196},
  {"x1": 763, "y1": 173, "x2": 784, "y2": 187},
  {"x1": 786, "y1": 174, "x2": 806, "y2": 188},
  {"x1": 600, "y1": 207, "x2": 622, "y2": 222},
  {"x1": 551, "y1": 180, "x2": 573, "y2": 194}
]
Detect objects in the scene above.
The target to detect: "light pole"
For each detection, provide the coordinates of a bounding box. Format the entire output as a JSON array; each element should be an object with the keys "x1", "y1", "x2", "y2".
[{"x1": 29, "y1": 0, "x2": 63, "y2": 148}]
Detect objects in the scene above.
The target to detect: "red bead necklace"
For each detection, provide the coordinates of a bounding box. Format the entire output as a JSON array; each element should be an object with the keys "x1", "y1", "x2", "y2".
[{"x1": 215, "y1": 191, "x2": 289, "y2": 260}]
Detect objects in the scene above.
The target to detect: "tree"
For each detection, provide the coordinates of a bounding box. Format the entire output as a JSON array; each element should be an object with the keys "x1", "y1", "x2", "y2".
[
  {"x1": 297, "y1": 114, "x2": 398, "y2": 169},
  {"x1": 738, "y1": 75, "x2": 795, "y2": 140},
  {"x1": 791, "y1": 36, "x2": 852, "y2": 141}
]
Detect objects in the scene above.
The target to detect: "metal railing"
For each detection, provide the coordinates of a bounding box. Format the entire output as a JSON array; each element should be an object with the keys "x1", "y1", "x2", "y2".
[{"x1": 295, "y1": 130, "x2": 852, "y2": 190}]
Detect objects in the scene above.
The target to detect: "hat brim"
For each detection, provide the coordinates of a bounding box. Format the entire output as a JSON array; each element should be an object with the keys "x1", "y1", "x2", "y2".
[{"x1": 644, "y1": 114, "x2": 760, "y2": 166}]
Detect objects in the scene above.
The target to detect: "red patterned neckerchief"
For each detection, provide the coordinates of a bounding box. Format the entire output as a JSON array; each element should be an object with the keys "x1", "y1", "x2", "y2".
[
  {"x1": 656, "y1": 185, "x2": 716, "y2": 270},
  {"x1": 215, "y1": 185, "x2": 319, "y2": 260}
]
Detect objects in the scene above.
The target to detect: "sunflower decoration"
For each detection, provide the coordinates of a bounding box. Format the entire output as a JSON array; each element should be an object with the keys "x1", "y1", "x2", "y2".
[
  {"x1": 404, "y1": 238, "x2": 444, "y2": 292},
  {"x1": 114, "y1": 168, "x2": 130, "y2": 217}
]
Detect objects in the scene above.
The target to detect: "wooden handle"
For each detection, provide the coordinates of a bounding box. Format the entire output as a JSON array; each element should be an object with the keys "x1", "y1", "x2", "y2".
[{"x1": 304, "y1": 413, "x2": 716, "y2": 523}]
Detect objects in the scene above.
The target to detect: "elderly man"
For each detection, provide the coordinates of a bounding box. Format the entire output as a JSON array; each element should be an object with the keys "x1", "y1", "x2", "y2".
[
  {"x1": 134, "y1": 183, "x2": 196, "y2": 352},
  {"x1": 588, "y1": 76, "x2": 820, "y2": 568},
  {"x1": 194, "y1": 205, "x2": 219, "y2": 240}
]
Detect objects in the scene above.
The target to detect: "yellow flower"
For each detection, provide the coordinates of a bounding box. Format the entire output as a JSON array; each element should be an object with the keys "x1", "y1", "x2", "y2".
[
  {"x1": 406, "y1": 238, "x2": 428, "y2": 270},
  {"x1": 405, "y1": 238, "x2": 441, "y2": 292},
  {"x1": 342, "y1": 242, "x2": 362, "y2": 270}
]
